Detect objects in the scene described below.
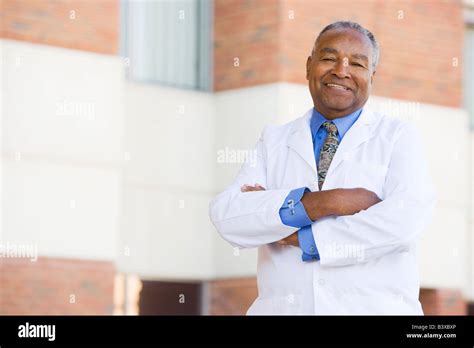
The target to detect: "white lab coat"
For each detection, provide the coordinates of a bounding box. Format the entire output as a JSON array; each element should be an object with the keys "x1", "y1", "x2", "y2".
[{"x1": 209, "y1": 107, "x2": 436, "y2": 315}]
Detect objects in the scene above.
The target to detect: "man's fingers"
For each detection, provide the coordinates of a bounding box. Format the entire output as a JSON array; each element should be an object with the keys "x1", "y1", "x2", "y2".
[
  {"x1": 240, "y1": 184, "x2": 255, "y2": 192},
  {"x1": 276, "y1": 231, "x2": 299, "y2": 246},
  {"x1": 241, "y1": 184, "x2": 266, "y2": 192},
  {"x1": 241, "y1": 185, "x2": 254, "y2": 192}
]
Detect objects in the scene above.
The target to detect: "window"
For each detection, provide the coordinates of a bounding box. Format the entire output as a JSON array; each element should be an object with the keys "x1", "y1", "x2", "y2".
[{"x1": 121, "y1": 0, "x2": 213, "y2": 91}]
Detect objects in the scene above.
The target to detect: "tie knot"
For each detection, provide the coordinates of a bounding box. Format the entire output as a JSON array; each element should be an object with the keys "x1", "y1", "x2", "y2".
[{"x1": 322, "y1": 121, "x2": 338, "y2": 135}]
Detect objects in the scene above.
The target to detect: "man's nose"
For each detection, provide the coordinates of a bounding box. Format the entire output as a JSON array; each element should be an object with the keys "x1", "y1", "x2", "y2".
[{"x1": 332, "y1": 58, "x2": 350, "y2": 79}]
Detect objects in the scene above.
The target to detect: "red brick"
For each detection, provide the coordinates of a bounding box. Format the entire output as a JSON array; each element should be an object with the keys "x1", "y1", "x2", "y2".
[
  {"x1": 208, "y1": 277, "x2": 257, "y2": 315},
  {"x1": 420, "y1": 288, "x2": 468, "y2": 315},
  {"x1": 0, "y1": 257, "x2": 114, "y2": 315},
  {"x1": 0, "y1": 0, "x2": 119, "y2": 55},
  {"x1": 214, "y1": 0, "x2": 463, "y2": 107}
]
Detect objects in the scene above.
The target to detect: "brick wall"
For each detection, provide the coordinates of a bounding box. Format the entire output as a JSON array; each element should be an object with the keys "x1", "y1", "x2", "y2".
[
  {"x1": 208, "y1": 277, "x2": 258, "y2": 315},
  {"x1": 0, "y1": 257, "x2": 115, "y2": 314},
  {"x1": 1, "y1": 0, "x2": 463, "y2": 104},
  {"x1": 0, "y1": 0, "x2": 119, "y2": 54},
  {"x1": 215, "y1": 0, "x2": 464, "y2": 107},
  {"x1": 214, "y1": 0, "x2": 281, "y2": 91},
  {"x1": 420, "y1": 288, "x2": 468, "y2": 315}
]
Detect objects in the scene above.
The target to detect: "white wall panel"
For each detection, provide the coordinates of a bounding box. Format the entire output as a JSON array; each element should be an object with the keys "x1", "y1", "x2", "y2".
[
  {"x1": 119, "y1": 82, "x2": 215, "y2": 279},
  {"x1": 1, "y1": 39, "x2": 123, "y2": 261}
]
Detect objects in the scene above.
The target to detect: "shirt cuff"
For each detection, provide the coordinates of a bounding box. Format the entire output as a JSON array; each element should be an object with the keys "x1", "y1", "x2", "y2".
[
  {"x1": 298, "y1": 225, "x2": 320, "y2": 262},
  {"x1": 279, "y1": 187, "x2": 313, "y2": 228}
]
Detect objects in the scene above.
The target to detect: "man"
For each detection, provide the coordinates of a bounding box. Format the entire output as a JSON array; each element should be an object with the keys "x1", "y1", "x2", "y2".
[{"x1": 209, "y1": 21, "x2": 436, "y2": 315}]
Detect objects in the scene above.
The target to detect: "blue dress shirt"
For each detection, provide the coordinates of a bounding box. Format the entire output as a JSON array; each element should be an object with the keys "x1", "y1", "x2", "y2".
[{"x1": 279, "y1": 107, "x2": 363, "y2": 261}]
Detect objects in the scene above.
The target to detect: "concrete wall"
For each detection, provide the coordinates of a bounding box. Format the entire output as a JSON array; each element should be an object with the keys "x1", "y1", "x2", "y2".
[
  {"x1": 0, "y1": 38, "x2": 121, "y2": 314},
  {"x1": 118, "y1": 82, "x2": 216, "y2": 280},
  {"x1": 1, "y1": 39, "x2": 123, "y2": 261}
]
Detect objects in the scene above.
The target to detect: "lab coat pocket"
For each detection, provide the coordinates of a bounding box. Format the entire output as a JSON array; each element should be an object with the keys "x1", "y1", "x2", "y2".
[{"x1": 342, "y1": 160, "x2": 388, "y2": 199}]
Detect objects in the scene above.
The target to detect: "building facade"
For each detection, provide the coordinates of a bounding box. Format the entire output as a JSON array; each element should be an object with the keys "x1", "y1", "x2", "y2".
[{"x1": 0, "y1": 0, "x2": 473, "y2": 315}]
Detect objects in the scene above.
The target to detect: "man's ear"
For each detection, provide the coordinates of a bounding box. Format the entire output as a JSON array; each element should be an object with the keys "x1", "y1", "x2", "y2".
[
  {"x1": 306, "y1": 56, "x2": 312, "y2": 80},
  {"x1": 370, "y1": 70, "x2": 376, "y2": 84}
]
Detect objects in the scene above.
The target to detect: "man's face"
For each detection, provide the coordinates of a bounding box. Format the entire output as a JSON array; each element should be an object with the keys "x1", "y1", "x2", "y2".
[{"x1": 306, "y1": 28, "x2": 376, "y2": 119}]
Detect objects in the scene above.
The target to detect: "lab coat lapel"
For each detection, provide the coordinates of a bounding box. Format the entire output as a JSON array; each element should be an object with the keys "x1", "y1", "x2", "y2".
[
  {"x1": 286, "y1": 108, "x2": 379, "y2": 191},
  {"x1": 287, "y1": 108, "x2": 317, "y2": 176},
  {"x1": 323, "y1": 108, "x2": 378, "y2": 184}
]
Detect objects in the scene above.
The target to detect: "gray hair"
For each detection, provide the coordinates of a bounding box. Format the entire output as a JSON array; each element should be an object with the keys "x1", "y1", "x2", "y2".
[{"x1": 313, "y1": 21, "x2": 380, "y2": 70}]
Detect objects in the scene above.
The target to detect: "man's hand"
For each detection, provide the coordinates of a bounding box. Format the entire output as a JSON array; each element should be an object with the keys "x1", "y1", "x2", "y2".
[
  {"x1": 276, "y1": 232, "x2": 299, "y2": 247},
  {"x1": 241, "y1": 184, "x2": 299, "y2": 247},
  {"x1": 240, "y1": 183, "x2": 266, "y2": 192}
]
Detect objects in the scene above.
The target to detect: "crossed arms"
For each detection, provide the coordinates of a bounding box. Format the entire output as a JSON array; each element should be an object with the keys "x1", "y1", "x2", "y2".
[
  {"x1": 209, "y1": 123, "x2": 436, "y2": 266},
  {"x1": 241, "y1": 184, "x2": 381, "y2": 247}
]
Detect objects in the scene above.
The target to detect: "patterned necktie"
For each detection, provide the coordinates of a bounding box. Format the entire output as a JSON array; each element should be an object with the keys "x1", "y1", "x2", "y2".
[{"x1": 318, "y1": 121, "x2": 339, "y2": 190}]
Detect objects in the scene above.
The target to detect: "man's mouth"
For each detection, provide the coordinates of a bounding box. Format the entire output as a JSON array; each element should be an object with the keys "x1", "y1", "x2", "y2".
[{"x1": 324, "y1": 83, "x2": 351, "y2": 91}]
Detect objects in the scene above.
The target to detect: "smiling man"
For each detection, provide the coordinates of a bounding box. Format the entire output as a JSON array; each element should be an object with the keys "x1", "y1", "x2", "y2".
[{"x1": 209, "y1": 21, "x2": 436, "y2": 315}]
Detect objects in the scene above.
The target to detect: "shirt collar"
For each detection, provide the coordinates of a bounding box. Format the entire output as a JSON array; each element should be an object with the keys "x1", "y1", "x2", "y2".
[{"x1": 310, "y1": 107, "x2": 363, "y2": 140}]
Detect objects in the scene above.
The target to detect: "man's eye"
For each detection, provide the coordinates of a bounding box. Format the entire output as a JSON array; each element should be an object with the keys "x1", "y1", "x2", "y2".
[
  {"x1": 351, "y1": 63, "x2": 364, "y2": 68},
  {"x1": 322, "y1": 58, "x2": 336, "y2": 61}
]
